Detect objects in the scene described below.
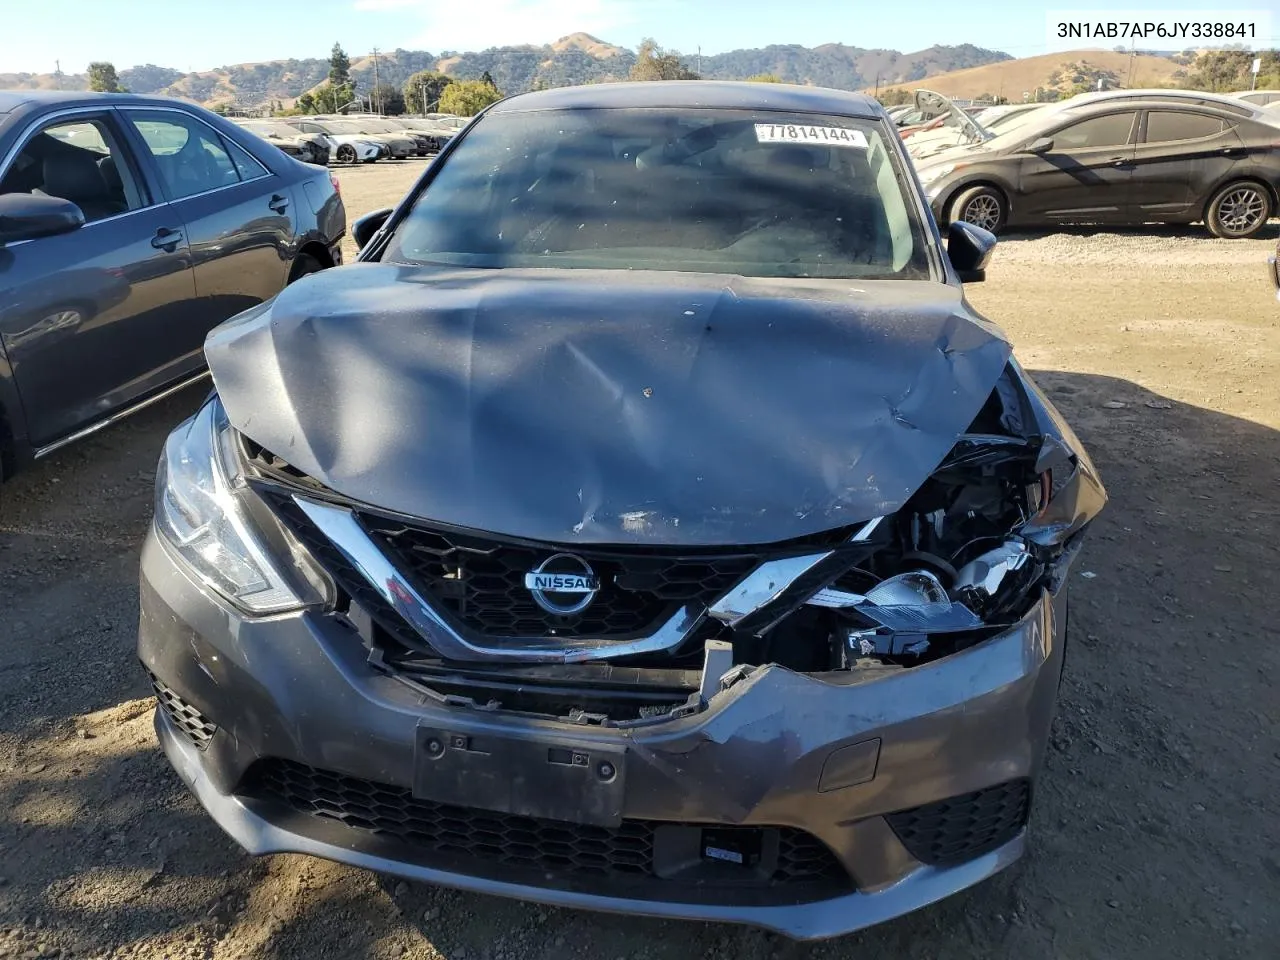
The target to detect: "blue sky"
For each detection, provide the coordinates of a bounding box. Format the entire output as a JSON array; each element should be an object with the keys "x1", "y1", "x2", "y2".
[{"x1": 2, "y1": 0, "x2": 1273, "y2": 74}]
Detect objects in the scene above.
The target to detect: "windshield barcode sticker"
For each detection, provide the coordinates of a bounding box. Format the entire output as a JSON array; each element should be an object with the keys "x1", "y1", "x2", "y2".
[{"x1": 755, "y1": 123, "x2": 868, "y2": 148}]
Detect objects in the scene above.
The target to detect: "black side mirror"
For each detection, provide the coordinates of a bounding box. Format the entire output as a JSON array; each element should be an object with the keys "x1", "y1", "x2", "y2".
[
  {"x1": 1269, "y1": 246, "x2": 1280, "y2": 292},
  {"x1": 0, "y1": 193, "x2": 85, "y2": 246},
  {"x1": 947, "y1": 220, "x2": 997, "y2": 283},
  {"x1": 1027, "y1": 136, "x2": 1054, "y2": 155},
  {"x1": 352, "y1": 207, "x2": 393, "y2": 251}
]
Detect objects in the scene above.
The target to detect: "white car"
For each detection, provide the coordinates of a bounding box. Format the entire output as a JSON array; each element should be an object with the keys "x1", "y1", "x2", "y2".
[{"x1": 282, "y1": 121, "x2": 383, "y2": 163}]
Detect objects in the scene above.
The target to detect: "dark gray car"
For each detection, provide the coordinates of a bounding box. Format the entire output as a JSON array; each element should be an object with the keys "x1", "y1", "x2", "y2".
[
  {"x1": 0, "y1": 91, "x2": 346, "y2": 480},
  {"x1": 917, "y1": 95, "x2": 1280, "y2": 238},
  {"x1": 139, "y1": 82, "x2": 1104, "y2": 939}
]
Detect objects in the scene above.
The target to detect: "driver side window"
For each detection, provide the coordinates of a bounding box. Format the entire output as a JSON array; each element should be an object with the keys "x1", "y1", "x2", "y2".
[{"x1": 0, "y1": 117, "x2": 142, "y2": 223}]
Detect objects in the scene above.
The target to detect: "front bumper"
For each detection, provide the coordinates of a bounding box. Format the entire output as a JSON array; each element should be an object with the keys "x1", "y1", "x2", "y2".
[{"x1": 139, "y1": 527, "x2": 1066, "y2": 939}]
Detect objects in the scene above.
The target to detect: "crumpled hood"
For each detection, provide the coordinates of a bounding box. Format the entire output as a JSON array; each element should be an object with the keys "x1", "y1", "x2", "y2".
[{"x1": 206, "y1": 263, "x2": 1012, "y2": 546}]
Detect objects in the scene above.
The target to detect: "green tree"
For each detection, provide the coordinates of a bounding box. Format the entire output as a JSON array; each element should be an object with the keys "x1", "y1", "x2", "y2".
[
  {"x1": 403, "y1": 70, "x2": 453, "y2": 113},
  {"x1": 629, "y1": 39, "x2": 699, "y2": 81},
  {"x1": 295, "y1": 91, "x2": 317, "y2": 113},
  {"x1": 87, "y1": 61, "x2": 126, "y2": 93},
  {"x1": 311, "y1": 80, "x2": 356, "y2": 113},
  {"x1": 480, "y1": 70, "x2": 496, "y2": 88},
  {"x1": 370, "y1": 82, "x2": 405, "y2": 115},
  {"x1": 438, "y1": 79, "x2": 503, "y2": 116},
  {"x1": 1184, "y1": 49, "x2": 1278, "y2": 91},
  {"x1": 746, "y1": 73, "x2": 782, "y2": 83},
  {"x1": 328, "y1": 43, "x2": 352, "y2": 86}
]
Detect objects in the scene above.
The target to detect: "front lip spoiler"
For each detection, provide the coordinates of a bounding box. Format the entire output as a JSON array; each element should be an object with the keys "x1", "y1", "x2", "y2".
[{"x1": 157, "y1": 709, "x2": 1025, "y2": 940}]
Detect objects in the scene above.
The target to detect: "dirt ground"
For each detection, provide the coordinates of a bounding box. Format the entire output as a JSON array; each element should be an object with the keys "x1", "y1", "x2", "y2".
[{"x1": 1, "y1": 159, "x2": 1277, "y2": 960}]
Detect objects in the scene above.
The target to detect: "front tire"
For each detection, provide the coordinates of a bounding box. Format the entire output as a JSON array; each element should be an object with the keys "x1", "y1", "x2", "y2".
[
  {"x1": 1205, "y1": 181, "x2": 1272, "y2": 239},
  {"x1": 335, "y1": 144, "x2": 357, "y2": 164},
  {"x1": 948, "y1": 185, "x2": 1007, "y2": 234}
]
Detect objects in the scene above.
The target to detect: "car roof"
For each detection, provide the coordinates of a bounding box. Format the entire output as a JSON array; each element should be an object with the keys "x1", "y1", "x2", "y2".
[
  {"x1": 0, "y1": 89, "x2": 206, "y2": 115},
  {"x1": 487, "y1": 81, "x2": 882, "y2": 119},
  {"x1": 1060, "y1": 88, "x2": 1260, "y2": 117}
]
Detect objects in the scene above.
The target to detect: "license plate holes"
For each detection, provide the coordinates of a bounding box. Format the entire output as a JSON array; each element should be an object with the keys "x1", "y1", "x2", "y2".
[{"x1": 414, "y1": 727, "x2": 627, "y2": 827}]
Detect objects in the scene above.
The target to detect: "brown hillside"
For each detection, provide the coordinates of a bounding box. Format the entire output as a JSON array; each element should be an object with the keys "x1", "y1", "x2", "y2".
[
  {"x1": 876, "y1": 49, "x2": 1182, "y2": 99},
  {"x1": 550, "y1": 33, "x2": 625, "y2": 58}
]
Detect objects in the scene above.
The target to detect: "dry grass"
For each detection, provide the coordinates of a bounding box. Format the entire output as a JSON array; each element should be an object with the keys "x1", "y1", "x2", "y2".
[
  {"x1": 876, "y1": 49, "x2": 1183, "y2": 99},
  {"x1": 551, "y1": 32, "x2": 627, "y2": 58}
]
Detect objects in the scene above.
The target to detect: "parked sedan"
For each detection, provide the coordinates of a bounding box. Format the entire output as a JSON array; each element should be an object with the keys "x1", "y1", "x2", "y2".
[
  {"x1": 140, "y1": 81, "x2": 1104, "y2": 940},
  {"x1": 383, "y1": 117, "x2": 454, "y2": 152},
  {"x1": 234, "y1": 119, "x2": 331, "y2": 165},
  {"x1": 343, "y1": 116, "x2": 436, "y2": 156},
  {"x1": 918, "y1": 96, "x2": 1280, "y2": 238},
  {"x1": 306, "y1": 117, "x2": 415, "y2": 159},
  {"x1": 280, "y1": 119, "x2": 381, "y2": 164},
  {"x1": 0, "y1": 90, "x2": 345, "y2": 480}
]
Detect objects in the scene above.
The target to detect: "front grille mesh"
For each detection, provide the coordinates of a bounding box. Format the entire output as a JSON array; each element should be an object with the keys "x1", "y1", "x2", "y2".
[
  {"x1": 151, "y1": 674, "x2": 217, "y2": 749},
  {"x1": 361, "y1": 515, "x2": 758, "y2": 640},
  {"x1": 243, "y1": 758, "x2": 850, "y2": 899},
  {"x1": 885, "y1": 779, "x2": 1031, "y2": 865}
]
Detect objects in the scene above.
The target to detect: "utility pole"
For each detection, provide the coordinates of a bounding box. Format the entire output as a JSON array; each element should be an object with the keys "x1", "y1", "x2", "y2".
[
  {"x1": 371, "y1": 47, "x2": 381, "y2": 114},
  {"x1": 696, "y1": 46, "x2": 701, "y2": 75},
  {"x1": 1127, "y1": 40, "x2": 1136, "y2": 88},
  {"x1": 54, "y1": 59, "x2": 62, "y2": 89},
  {"x1": 874, "y1": 73, "x2": 880, "y2": 97}
]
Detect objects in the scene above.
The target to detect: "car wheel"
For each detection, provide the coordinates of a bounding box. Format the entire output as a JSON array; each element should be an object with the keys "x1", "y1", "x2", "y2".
[
  {"x1": 335, "y1": 144, "x2": 357, "y2": 164},
  {"x1": 949, "y1": 186, "x2": 1007, "y2": 234},
  {"x1": 1205, "y1": 181, "x2": 1273, "y2": 239},
  {"x1": 287, "y1": 253, "x2": 324, "y2": 284}
]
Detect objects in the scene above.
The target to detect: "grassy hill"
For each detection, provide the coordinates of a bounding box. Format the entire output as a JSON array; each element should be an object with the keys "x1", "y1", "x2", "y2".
[
  {"x1": 875, "y1": 49, "x2": 1184, "y2": 100},
  {"x1": 701, "y1": 43, "x2": 1010, "y2": 87},
  {"x1": 0, "y1": 34, "x2": 1012, "y2": 109}
]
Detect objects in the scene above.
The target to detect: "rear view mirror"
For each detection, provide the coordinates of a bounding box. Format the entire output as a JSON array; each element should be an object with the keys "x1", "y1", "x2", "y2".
[
  {"x1": 947, "y1": 220, "x2": 997, "y2": 283},
  {"x1": 1027, "y1": 137, "x2": 1054, "y2": 155},
  {"x1": 352, "y1": 207, "x2": 393, "y2": 251},
  {"x1": 1269, "y1": 248, "x2": 1280, "y2": 292},
  {"x1": 0, "y1": 193, "x2": 85, "y2": 246}
]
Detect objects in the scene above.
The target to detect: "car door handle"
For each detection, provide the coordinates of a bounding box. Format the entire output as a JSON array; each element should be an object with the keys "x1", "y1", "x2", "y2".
[
  {"x1": 150, "y1": 227, "x2": 185, "y2": 251},
  {"x1": 1109, "y1": 158, "x2": 1134, "y2": 168},
  {"x1": 268, "y1": 194, "x2": 289, "y2": 214},
  {"x1": 1221, "y1": 146, "x2": 1244, "y2": 156}
]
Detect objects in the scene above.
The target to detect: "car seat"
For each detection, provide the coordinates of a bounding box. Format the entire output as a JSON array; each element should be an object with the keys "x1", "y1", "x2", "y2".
[{"x1": 33, "y1": 153, "x2": 125, "y2": 222}]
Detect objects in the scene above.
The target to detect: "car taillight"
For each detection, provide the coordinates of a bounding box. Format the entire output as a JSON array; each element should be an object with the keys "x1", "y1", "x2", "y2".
[{"x1": 330, "y1": 172, "x2": 340, "y2": 195}]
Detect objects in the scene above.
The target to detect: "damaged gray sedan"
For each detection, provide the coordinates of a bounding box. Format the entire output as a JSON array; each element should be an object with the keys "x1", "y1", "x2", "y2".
[{"x1": 138, "y1": 81, "x2": 1105, "y2": 939}]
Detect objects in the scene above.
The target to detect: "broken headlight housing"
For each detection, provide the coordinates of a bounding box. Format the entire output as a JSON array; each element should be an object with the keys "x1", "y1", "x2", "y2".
[
  {"x1": 154, "y1": 397, "x2": 307, "y2": 614},
  {"x1": 739, "y1": 367, "x2": 1105, "y2": 672}
]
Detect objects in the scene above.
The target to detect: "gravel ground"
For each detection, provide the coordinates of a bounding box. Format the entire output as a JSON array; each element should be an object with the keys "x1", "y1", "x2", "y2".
[{"x1": 1, "y1": 160, "x2": 1277, "y2": 960}]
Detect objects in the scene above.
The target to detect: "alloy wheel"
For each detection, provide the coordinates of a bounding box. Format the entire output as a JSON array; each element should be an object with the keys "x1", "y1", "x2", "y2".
[
  {"x1": 1217, "y1": 187, "x2": 1266, "y2": 236},
  {"x1": 962, "y1": 195, "x2": 1002, "y2": 231}
]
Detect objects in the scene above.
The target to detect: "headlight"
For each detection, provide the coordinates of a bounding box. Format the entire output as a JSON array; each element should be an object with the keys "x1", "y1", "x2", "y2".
[{"x1": 155, "y1": 398, "x2": 304, "y2": 614}]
